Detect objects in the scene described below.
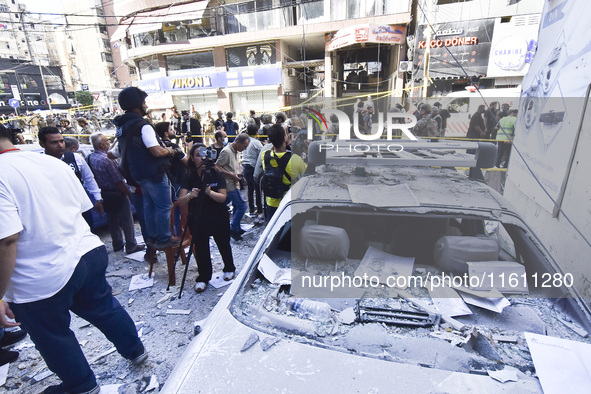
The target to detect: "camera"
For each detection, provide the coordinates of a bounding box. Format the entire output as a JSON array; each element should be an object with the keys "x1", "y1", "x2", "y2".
[{"x1": 198, "y1": 146, "x2": 217, "y2": 170}]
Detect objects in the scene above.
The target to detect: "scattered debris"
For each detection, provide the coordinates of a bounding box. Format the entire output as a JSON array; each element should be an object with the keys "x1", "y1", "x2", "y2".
[
  {"x1": 260, "y1": 337, "x2": 280, "y2": 351},
  {"x1": 492, "y1": 334, "x2": 518, "y2": 343},
  {"x1": 559, "y1": 317, "x2": 589, "y2": 338},
  {"x1": 487, "y1": 368, "x2": 519, "y2": 383},
  {"x1": 12, "y1": 341, "x2": 35, "y2": 351},
  {"x1": 467, "y1": 261, "x2": 528, "y2": 294},
  {"x1": 358, "y1": 304, "x2": 440, "y2": 327},
  {"x1": 338, "y1": 307, "x2": 356, "y2": 325},
  {"x1": 466, "y1": 330, "x2": 502, "y2": 362},
  {"x1": 128, "y1": 298, "x2": 134, "y2": 306},
  {"x1": 105, "y1": 268, "x2": 134, "y2": 278},
  {"x1": 129, "y1": 274, "x2": 154, "y2": 291},
  {"x1": 79, "y1": 340, "x2": 89, "y2": 347},
  {"x1": 240, "y1": 333, "x2": 260, "y2": 352},
  {"x1": 143, "y1": 375, "x2": 159, "y2": 392},
  {"x1": 88, "y1": 347, "x2": 117, "y2": 365},
  {"x1": 32, "y1": 370, "x2": 54, "y2": 382},
  {"x1": 156, "y1": 293, "x2": 173, "y2": 305},
  {"x1": 166, "y1": 309, "x2": 191, "y2": 315}
]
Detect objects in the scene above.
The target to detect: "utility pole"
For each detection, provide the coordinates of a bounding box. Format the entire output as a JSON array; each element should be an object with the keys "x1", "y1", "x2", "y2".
[
  {"x1": 422, "y1": 0, "x2": 433, "y2": 99},
  {"x1": 19, "y1": 10, "x2": 53, "y2": 112}
]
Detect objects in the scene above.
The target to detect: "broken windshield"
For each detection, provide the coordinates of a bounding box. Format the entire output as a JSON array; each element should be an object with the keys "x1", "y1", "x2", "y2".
[{"x1": 230, "y1": 201, "x2": 591, "y2": 375}]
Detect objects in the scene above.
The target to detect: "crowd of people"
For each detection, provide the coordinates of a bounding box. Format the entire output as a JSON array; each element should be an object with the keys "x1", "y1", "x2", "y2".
[
  {"x1": 0, "y1": 86, "x2": 308, "y2": 392},
  {"x1": 0, "y1": 110, "x2": 111, "y2": 146}
]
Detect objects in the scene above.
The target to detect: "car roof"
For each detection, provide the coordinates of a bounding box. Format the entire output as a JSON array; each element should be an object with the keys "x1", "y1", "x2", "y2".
[{"x1": 293, "y1": 165, "x2": 510, "y2": 214}]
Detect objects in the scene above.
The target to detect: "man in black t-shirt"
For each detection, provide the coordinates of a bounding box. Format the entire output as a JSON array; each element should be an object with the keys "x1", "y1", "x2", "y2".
[{"x1": 466, "y1": 105, "x2": 486, "y2": 140}]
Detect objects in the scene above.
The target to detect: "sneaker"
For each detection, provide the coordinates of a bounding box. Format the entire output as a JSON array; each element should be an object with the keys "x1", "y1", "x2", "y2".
[
  {"x1": 0, "y1": 329, "x2": 26, "y2": 347},
  {"x1": 129, "y1": 344, "x2": 148, "y2": 366},
  {"x1": 0, "y1": 349, "x2": 18, "y2": 366},
  {"x1": 152, "y1": 238, "x2": 180, "y2": 249},
  {"x1": 230, "y1": 231, "x2": 243, "y2": 241},
  {"x1": 245, "y1": 212, "x2": 258, "y2": 218},
  {"x1": 194, "y1": 282, "x2": 207, "y2": 293},
  {"x1": 223, "y1": 272, "x2": 235, "y2": 281},
  {"x1": 113, "y1": 244, "x2": 124, "y2": 252},
  {"x1": 126, "y1": 244, "x2": 145, "y2": 254},
  {"x1": 43, "y1": 384, "x2": 100, "y2": 394}
]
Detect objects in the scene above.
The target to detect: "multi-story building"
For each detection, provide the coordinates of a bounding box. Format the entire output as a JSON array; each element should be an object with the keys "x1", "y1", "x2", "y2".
[
  {"x1": 411, "y1": 0, "x2": 544, "y2": 97},
  {"x1": 0, "y1": 0, "x2": 70, "y2": 114},
  {"x1": 109, "y1": 0, "x2": 412, "y2": 117},
  {"x1": 61, "y1": 0, "x2": 119, "y2": 109}
]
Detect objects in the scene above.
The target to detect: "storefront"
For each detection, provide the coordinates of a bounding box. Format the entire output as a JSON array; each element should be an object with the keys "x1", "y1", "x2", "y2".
[{"x1": 135, "y1": 64, "x2": 282, "y2": 116}]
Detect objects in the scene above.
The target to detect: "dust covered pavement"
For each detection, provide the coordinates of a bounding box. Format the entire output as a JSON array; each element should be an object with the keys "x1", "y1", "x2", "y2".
[{"x1": 0, "y1": 215, "x2": 265, "y2": 393}]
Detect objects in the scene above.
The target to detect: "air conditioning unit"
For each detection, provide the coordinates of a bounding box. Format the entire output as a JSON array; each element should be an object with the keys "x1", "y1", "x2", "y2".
[
  {"x1": 399, "y1": 61, "x2": 413, "y2": 72},
  {"x1": 288, "y1": 68, "x2": 297, "y2": 77}
]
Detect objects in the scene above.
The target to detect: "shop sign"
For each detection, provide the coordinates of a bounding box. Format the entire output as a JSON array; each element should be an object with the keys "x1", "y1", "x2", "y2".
[
  {"x1": 415, "y1": 19, "x2": 495, "y2": 78},
  {"x1": 170, "y1": 76, "x2": 212, "y2": 89},
  {"x1": 326, "y1": 24, "x2": 406, "y2": 51}
]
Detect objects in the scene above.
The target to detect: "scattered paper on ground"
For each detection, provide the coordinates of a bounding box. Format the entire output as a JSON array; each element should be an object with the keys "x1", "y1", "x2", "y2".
[
  {"x1": 348, "y1": 184, "x2": 419, "y2": 207},
  {"x1": 525, "y1": 332, "x2": 591, "y2": 394},
  {"x1": 257, "y1": 254, "x2": 291, "y2": 285},
  {"x1": 99, "y1": 384, "x2": 124, "y2": 394},
  {"x1": 144, "y1": 375, "x2": 159, "y2": 392},
  {"x1": 428, "y1": 286, "x2": 473, "y2": 317},
  {"x1": 454, "y1": 286, "x2": 511, "y2": 313},
  {"x1": 241, "y1": 223, "x2": 254, "y2": 231},
  {"x1": 0, "y1": 364, "x2": 8, "y2": 387},
  {"x1": 129, "y1": 274, "x2": 154, "y2": 291},
  {"x1": 209, "y1": 272, "x2": 233, "y2": 289},
  {"x1": 487, "y1": 368, "x2": 518, "y2": 383},
  {"x1": 354, "y1": 246, "x2": 414, "y2": 286}
]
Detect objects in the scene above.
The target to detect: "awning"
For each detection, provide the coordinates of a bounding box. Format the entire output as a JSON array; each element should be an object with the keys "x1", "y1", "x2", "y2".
[
  {"x1": 325, "y1": 24, "x2": 406, "y2": 51},
  {"x1": 111, "y1": 1, "x2": 209, "y2": 41}
]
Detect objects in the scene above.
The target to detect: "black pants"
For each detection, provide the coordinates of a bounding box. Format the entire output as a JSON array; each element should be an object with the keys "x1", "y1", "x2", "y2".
[
  {"x1": 243, "y1": 164, "x2": 262, "y2": 214},
  {"x1": 191, "y1": 220, "x2": 235, "y2": 283},
  {"x1": 496, "y1": 141, "x2": 511, "y2": 167}
]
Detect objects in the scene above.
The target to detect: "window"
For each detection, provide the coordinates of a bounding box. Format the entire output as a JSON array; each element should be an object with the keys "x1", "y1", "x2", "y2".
[
  {"x1": 137, "y1": 56, "x2": 160, "y2": 78},
  {"x1": 101, "y1": 52, "x2": 113, "y2": 63},
  {"x1": 19, "y1": 74, "x2": 39, "y2": 90},
  {"x1": 43, "y1": 75, "x2": 63, "y2": 90},
  {"x1": 98, "y1": 24, "x2": 108, "y2": 35},
  {"x1": 167, "y1": 52, "x2": 214, "y2": 74},
  {"x1": 226, "y1": 44, "x2": 275, "y2": 68},
  {"x1": 102, "y1": 39, "x2": 110, "y2": 50}
]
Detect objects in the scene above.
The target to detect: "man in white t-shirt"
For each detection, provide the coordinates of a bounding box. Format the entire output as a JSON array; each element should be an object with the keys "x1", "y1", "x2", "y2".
[{"x1": 0, "y1": 124, "x2": 147, "y2": 394}]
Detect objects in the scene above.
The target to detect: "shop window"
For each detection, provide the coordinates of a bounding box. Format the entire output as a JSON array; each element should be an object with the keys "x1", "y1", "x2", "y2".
[
  {"x1": 167, "y1": 52, "x2": 214, "y2": 73},
  {"x1": 19, "y1": 74, "x2": 38, "y2": 90},
  {"x1": 43, "y1": 75, "x2": 63, "y2": 90}
]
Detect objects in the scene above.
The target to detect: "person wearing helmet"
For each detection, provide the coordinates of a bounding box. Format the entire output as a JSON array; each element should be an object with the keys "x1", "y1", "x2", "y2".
[{"x1": 112, "y1": 87, "x2": 182, "y2": 249}]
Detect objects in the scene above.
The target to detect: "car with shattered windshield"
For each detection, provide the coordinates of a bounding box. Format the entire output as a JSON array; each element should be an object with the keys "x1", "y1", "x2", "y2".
[{"x1": 163, "y1": 141, "x2": 591, "y2": 393}]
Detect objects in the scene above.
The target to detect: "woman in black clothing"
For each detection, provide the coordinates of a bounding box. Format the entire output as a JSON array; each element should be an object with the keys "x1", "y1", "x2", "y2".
[{"x1": 179, "y1": 144, "x2": 235, "y2": 293}]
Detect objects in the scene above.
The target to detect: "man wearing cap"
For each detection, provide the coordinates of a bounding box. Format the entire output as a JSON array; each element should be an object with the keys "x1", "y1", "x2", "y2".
[{"x1": 113, "y1": 87, "x2": 183, "y2": 249}]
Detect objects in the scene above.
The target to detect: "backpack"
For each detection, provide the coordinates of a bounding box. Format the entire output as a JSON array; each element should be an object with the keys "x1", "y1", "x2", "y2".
[{"x1": 261, "y1": 150, "x2": 291, "y2": 199}]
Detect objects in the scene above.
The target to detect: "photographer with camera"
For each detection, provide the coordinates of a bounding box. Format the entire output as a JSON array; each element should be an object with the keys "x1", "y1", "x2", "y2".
[{"x1": 179, "y1": 144, "x2": 235, "y2": 293}]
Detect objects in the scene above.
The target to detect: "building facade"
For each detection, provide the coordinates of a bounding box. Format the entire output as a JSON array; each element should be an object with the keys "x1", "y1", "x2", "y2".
[
  {"x1": 411, "y1": 0, "x2": 544, "y2": 97},
  {"x1": 109, "y1": 0, "x2": 412, "y2": 118}
]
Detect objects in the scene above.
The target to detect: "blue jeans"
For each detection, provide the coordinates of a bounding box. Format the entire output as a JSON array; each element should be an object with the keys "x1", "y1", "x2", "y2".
[
  {"x1": 10, "y1": 246, "x2": 143, "y2": 393},
  {"x1": 226, "y1": 189, "x2": 247, "y2": 232},
  {"x1": 137, "y1": 175, "x2": 172, "y2": 243}
]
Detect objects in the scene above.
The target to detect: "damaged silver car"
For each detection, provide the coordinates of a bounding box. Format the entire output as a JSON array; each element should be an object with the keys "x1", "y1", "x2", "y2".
[{"x1": 163, "y1": 141, "x2": 591, "y2": 393}]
